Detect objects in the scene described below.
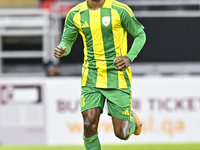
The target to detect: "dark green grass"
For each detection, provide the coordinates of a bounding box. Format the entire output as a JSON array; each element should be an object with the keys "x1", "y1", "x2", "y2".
[{"x1": 0, "y1": 143, "x2": 200, "y2": 150}]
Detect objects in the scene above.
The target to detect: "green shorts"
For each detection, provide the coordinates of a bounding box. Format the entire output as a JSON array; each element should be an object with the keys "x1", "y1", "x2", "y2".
[{"x1": 80, "y1": 86, "x2": 132, "y2": 121}]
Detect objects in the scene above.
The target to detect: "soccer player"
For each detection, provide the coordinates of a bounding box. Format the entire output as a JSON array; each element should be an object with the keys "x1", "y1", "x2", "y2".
[{"x1": 54, "y1": 0, "x2": 146, "y2": 149}]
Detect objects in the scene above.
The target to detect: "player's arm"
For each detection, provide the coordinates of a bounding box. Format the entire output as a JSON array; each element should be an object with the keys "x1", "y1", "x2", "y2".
[
  {"x1": 124, "y1": 16, "x2": 146, "y2": 62},
  {"x1": 113, "y1": 29, "x2": 146, "y2": 71},
  {"x1": 114, "y1": 7, "x2": 146, "y2": 71},
  {"x1": 54, "y1": 11, "x2": 79, "y2": 58}
]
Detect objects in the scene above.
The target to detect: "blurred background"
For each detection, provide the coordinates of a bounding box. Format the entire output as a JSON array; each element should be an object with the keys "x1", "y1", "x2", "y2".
[{"x1": 0, "y1": 0, "x2": 200, "y2": 148}]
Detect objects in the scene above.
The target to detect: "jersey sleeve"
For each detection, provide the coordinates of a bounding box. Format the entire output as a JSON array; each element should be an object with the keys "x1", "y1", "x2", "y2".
[
  {"x1": 120, "y1": 6, "x2": 146, "y2": 62},
  {"x1": 120, "y1": 6, "x2": 144, "y2": 37},
  {"x1": 59, "y1": 11, "x2": 79, "y2": 57}
]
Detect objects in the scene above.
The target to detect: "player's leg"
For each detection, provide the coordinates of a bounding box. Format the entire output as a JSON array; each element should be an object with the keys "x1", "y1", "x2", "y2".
[
  {"x1": 111, "y1": 117, "x2": 131, "y2": 140},
  {"x1": 82, "y1": 108, "x2": 101, "y2": 150},
  {"x1": 81, "y1": 86, "x2": 105, "y2": 150},
  {"x1": 112, "y1": 109, "x2": 142, "y2": 140},
  {"x1": 131, "y1": 108, "x2": 142, "y2": 135},
  {"x1": 102, "y1": 88, "x2": 142, "y2": 140},
  {"x1": 82, "y1": 108, "x2": 101, "y2": 138}
]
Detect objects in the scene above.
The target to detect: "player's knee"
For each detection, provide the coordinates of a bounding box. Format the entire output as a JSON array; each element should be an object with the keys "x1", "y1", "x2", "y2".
[
  {"x1": 114, "y1": 127, "x2": 130, "y2": 140},
  {"x1": 84, "y1": 121, "x2": 98, "y2": 133}
]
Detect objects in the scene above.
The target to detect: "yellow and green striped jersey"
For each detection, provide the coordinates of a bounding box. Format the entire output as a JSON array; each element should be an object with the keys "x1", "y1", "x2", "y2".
[{"x1": 59, "y1": 0, "x2": 144, "y2": 89}]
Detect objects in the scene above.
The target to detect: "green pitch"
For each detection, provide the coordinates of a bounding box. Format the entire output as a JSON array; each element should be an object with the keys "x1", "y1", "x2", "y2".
[{"x1": 0, "y1": 143, "x2": 200, "y2": 150}]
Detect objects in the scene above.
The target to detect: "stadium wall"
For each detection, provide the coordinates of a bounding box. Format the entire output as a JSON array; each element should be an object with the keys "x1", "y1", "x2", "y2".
[{"x1": 0, "y1": 77, "x2": 200, "y2": 145}]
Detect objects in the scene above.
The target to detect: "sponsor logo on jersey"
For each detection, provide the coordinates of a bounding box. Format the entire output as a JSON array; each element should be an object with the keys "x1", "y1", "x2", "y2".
[
  {"x1": 82, "y1": 21, "x2": 89, "y2": 28},
  {"x1": 102, "y1": 16, "x2": 110, "y2": 27},
  {"x1": 122, "y1": 109, "x2": 129, "y2": 115}
]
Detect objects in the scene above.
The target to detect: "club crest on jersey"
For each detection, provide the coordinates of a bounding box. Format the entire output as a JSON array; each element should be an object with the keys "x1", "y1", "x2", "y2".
[{"x1": 102, "y1": 16, "x2": 110, "y2": 27}]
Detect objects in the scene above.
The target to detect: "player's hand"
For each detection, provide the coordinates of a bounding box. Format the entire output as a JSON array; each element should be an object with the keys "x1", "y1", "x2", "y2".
[
  {"x1": 54, "y1": 46, "x2": 66, "y2": 58},
  {"x1": 113, "y1": 56, "x2": 131, "y2": 71}
]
